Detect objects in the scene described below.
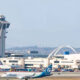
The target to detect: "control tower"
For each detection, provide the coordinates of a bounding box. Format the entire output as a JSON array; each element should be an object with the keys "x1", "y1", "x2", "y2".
[{"x1": 0, "y1": 15, "x2": 10, "y2": 57}]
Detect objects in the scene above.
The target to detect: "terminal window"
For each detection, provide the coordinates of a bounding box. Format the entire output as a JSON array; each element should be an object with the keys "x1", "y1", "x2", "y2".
[{"x1": 54, "y1": 61, "x2": 59, "y2": 63}]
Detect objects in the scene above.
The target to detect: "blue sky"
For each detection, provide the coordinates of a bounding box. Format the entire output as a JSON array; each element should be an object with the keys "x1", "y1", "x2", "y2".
[{"x1": 0, "y1": 0, "x2": 80, "y2": 48}]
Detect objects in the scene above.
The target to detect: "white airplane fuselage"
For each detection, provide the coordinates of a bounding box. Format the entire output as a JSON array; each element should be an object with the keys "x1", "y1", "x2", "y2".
[{"x1": 1, "y1": 64, "x2": 52, "y2": 79}]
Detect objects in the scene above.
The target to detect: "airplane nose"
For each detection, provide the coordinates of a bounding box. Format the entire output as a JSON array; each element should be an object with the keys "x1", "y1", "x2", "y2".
[{"x1": 1, "y1": 74, "x2": 6, "y2": 77}]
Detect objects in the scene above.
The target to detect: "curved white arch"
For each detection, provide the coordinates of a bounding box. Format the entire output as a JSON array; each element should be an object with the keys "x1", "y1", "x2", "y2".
[
  {"x1": 48, "y1": 45, "x2": 77, "y2": 58},
  {"x1": 48, "y1": 48, "x2": 57, "y2": 59}
]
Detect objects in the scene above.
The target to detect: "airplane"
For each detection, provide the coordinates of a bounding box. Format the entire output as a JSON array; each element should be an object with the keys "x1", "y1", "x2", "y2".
[{"x1": 1, "y1": 64, "x2": 52, "y2": 80}]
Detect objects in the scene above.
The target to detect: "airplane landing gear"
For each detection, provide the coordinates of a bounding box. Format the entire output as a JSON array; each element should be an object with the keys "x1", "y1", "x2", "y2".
[
  {"x1": 25, "y1": 78, "x2": 28, "y2": 80},
  {"x1": 21, "y1": 78, "x2": 30, "y2": 80}
]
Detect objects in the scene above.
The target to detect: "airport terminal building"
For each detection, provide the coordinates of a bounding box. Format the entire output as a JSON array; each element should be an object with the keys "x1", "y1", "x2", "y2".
[{"x1": 0, "y1": 46, "x2": 80, "y2": 70}]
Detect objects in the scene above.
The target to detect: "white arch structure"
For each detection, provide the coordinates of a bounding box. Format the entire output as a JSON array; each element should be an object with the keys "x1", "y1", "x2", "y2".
[{"x1": 48, "y1": 45, "x2": 77, "y2": 58}]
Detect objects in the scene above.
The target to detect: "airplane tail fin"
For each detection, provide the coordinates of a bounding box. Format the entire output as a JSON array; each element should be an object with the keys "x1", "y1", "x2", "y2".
[
  {"x1": 43, "y1": 64, "x2": 52, "y2": 74},
  {"x1": 34, "y1": 64, "x2": 52, "y2": 78}
]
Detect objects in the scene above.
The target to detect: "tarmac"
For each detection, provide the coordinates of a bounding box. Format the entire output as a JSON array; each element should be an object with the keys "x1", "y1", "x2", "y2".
[
  {"x1": 52, "y1": 72, "x2": 80, "y2": 77},
  {"x1": 0, "y1": 72, "x2": 80, "y2": 80},
  {"x1": 0, "y1": 77, "x2": 80, "y2": 80}
]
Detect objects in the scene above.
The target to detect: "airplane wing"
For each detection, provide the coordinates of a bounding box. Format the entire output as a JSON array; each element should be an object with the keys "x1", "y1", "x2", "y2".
[{"x1": 17, "y1": 73, "x2": 35, "y2": 79}]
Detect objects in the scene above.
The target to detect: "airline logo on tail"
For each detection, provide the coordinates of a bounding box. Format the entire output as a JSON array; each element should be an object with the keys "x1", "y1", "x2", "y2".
[
  {"x1": 33, "y1": 64, "x2": 52, "y2": 78},
  {"x1": 44, "y1": 64, "x2": 52, "y2": 73}
]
